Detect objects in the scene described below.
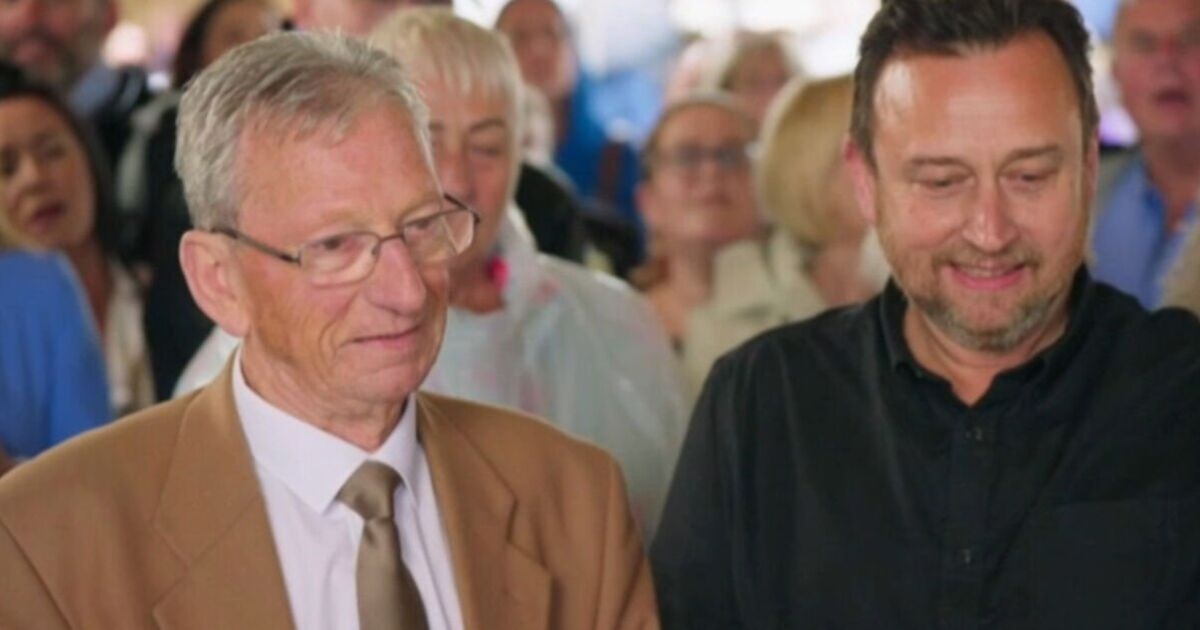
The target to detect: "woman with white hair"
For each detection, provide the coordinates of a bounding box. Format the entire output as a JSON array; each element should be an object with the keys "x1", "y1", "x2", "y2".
[{"x1": 369, "y1": 8, "x2": 688, "y2": 539}]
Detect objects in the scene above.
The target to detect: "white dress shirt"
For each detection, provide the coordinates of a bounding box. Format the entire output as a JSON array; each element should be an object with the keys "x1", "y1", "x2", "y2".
[{"x1": 232, "y1": 352, "x2": 463, "y2": 630}]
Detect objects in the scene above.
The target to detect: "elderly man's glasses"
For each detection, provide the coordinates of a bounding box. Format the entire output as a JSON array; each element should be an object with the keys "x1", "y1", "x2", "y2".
[
  {"x1": 212, "y1": 194, "x2": 480, "y2": 286},
  {"x1": 651, "y1": 143, "x2": 752, "y2": 177}
]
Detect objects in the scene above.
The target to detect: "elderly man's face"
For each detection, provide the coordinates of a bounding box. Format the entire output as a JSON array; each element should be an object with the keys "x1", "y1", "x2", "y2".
[
  {"x1": 496, "y1": 0, "x2": 576, "y2": 102},
  {"x1": 231, "y1": 103, "x2": 448, "y2": 406},
  {"x1": 422, "y1": 76, "x2": 513, "y2": 271},
  {"x1": 851, "y1": 33, "x2": 1096, "y2": 353},
  {"x1": 1112, "y1": 0, "x2": 1200, "y2": 143},
  {"x1": 638, "y1": 104, "x2": 761, "y2": 257},
  {"x1": 0, "y1": 0, "x2": 112, "y2": 90}
]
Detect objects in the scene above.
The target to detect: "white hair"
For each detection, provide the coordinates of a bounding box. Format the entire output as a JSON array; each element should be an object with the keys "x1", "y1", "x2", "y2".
[
  {"x1": 176, "y1": 31, "x2": 432, "y2": 229},
  {"x1": 370, "y1": 8, "x2": 524, "y2": 185}
]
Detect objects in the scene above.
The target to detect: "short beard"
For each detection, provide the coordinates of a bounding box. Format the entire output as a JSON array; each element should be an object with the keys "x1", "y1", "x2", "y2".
[
  {"x1": 895, "y1": 241, "x2": 1071, "y2": 354},
  {"x1": 910, "y1": 287, "x2": 1059, "y2": 353}
]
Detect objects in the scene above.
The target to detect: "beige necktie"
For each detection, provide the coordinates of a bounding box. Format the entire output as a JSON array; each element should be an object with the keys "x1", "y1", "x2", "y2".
[{"x1": 337, "y1": 461, "x2": 429, "y2": 630}]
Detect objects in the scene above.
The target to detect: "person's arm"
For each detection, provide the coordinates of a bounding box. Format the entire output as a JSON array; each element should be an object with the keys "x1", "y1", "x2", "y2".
[{"x1": 650, "y1": 358, "x2": 742, "y2": 629}]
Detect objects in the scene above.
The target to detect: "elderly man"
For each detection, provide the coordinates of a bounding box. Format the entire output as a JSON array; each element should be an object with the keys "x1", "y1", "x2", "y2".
[
  {"x1": 177, "y1": 8, "x2": 688, "y2": 541},
  {"x1": 652, "y1": 0, "x2": 1200, "y2": 628},
  {"x1": 1092, "y1": 0, "x2": 1200, "y2": 308},
  {"x1": 0, "y1": 32, "x2": 656, "y2": 630},
  {"x1": 0, "y1": 0, "x2": 150, "y2": 164}
]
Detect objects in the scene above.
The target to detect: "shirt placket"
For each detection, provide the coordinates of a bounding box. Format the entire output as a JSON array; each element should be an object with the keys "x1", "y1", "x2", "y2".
[{"x1": 938, "y1": 405, "x2": 997, "y2": 630}]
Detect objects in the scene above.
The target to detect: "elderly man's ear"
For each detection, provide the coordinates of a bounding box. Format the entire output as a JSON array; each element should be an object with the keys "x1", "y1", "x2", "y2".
[{"x1": 180, "y1": 230, "x2": 252, "y2": 338}]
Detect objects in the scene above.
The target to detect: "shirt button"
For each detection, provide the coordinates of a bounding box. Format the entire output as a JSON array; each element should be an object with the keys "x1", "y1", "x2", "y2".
[
  {"x1": 958, "y1": 547, "x2": 974, "y2": 566},
  {"x1": 967, "y1": 426, "x2": 986, "y2": 443}
]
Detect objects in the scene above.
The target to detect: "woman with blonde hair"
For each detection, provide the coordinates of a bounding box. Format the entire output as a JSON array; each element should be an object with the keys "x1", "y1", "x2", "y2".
[
  {"x1": 683, "y1": 75, "x2": 889, "y2": 389},
  {"x1": 0, "y1": 183, "x2": 109, "y2": 474}
]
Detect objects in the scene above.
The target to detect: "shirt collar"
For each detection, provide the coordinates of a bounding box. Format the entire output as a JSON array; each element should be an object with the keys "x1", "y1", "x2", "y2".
[
  {"x1": 879, "y1": 267, "x2": 1096, "y2": 390},
  {"x1": 232, "y1": 349, "x2": 421, "y2": 515},
  {"x1": 69, "y1": 63, "x2": 119, "y2": 118}
]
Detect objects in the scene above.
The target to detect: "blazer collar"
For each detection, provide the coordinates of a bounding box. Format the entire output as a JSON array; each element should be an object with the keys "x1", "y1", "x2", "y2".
[
  {"x1": 151, "y1": 358, "x2": 295, "y2": 630},
  {"x1": 417, "y1": 393, "x2": 552, "y2": 630}
]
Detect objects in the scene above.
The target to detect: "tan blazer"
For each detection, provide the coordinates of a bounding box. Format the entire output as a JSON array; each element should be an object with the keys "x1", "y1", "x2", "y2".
[{"x1": 0, "y1": 362, "x2": 659, "y2": 629}]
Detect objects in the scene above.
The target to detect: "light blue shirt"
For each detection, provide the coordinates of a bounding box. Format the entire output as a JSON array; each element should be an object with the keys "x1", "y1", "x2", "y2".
[
  {"x1": 1092, "y1": 155, "x2": 1198, "y2": 309},
  {"x1": 0, "y1": 251, "x2": 110, "y2": 459}
]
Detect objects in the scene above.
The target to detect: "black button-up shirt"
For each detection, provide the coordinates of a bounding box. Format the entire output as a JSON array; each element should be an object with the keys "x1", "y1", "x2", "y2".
[{"x1": 652, "y1": 270, "x2": 1200, "y2": 629}]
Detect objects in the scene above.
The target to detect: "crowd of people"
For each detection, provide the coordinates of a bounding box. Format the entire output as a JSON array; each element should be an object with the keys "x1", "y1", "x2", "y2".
[{"x1": 0, "y1": 0, "x2": 1198, "y2": 627}]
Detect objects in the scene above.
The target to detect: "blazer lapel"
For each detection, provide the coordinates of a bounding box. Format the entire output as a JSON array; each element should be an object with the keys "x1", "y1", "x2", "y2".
[
  {"x1": 151, "y1": 360, "x2": 295, "y2": 630},
  {"x1": 417, "y1": 394, "x2": 552, "y2": 630}
]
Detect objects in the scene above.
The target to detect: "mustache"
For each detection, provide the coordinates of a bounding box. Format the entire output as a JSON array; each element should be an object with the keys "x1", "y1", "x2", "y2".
[{"x1": 932, "y1": 243, "x2": 1042, "y2": 269}]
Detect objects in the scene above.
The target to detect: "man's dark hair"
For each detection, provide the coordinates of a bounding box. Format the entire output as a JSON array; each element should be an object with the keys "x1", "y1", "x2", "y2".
[{"x1": 851, "y1": 0, "x2": 1098, "y2": 166}]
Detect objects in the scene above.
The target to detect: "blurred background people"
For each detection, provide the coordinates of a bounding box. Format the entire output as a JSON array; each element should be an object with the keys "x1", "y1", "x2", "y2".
[
  {"x1": 170, "y1": 0, "x2": 283, "y2": 88},
  {"x1": 496, "y1": 0, "x2": 646, "y2": 246},
  {"x1": 0, "y1": 192, "x2": 109, "y2": 473},
  {"x1": 633, "y1": 94, "x2": 763, "y2": 348},
  {"x1": 707, "y1": 31, "x2": 799, "y2": 133},
  {"x1": 1092, "y1": 0, "x2": 1200, "y2": 308},
  {"x1": 683, "y1": 76, "x2": 889, "y2": 389},
  {"x1": 291, "y1": 0, "x2": 449, "y2": 36},
  {"x1": 0, "y1": 66, "x2": 151, "y2": 415},
  {"x1": 117, "y1": 0, "x2": 283, "y2": 399},
  {"x1": 0, "y1": 0, "x2": 153, "y2": 167}
]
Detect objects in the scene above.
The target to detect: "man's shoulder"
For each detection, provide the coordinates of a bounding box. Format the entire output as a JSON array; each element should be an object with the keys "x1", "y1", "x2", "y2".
[
  {"x1": 1095, "y1": 284, "x2": 1200, "y2": 378},
  {"x1": 0, "y1": 393, "x2": 197, "y2": 525},
  {"x1": 717, "y1": 300, "x2": 876, "y2": 377}
]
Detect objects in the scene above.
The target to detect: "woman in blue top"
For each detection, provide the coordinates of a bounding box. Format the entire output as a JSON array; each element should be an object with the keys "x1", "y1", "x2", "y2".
[{"x1": 0, "y1": 235, "x2": 110, "y2": 470}]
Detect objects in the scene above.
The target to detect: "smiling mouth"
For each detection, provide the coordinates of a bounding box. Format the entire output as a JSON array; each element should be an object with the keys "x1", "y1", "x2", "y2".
[
  {"x1": 23, "y1": 203, "x2": 65, "y2": 235},
  {"x1": 948, "y1": 262, "x2": 1028, "y2": 290},
  {"x1": 352, "y1": 326, "x2": 422, "y2": 348}
]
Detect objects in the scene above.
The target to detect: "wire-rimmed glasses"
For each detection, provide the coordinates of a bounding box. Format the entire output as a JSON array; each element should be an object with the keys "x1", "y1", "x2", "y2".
[{"x1": 211, "y1": 194, "x2": 481, "y2": 286}]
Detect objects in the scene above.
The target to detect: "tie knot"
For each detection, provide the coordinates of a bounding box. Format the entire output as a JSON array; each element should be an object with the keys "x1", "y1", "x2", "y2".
[{"x1": 337, "y1": 461, "x2": 402, "y2": 521}]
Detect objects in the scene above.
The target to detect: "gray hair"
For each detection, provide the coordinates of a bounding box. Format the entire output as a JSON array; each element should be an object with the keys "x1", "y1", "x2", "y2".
[
  {"x1": 176, "y1": 31, "x2": 432, "y2": 229},
  {"x1": 370, "y1": 8, "x2": 524, "y2": 169}
]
